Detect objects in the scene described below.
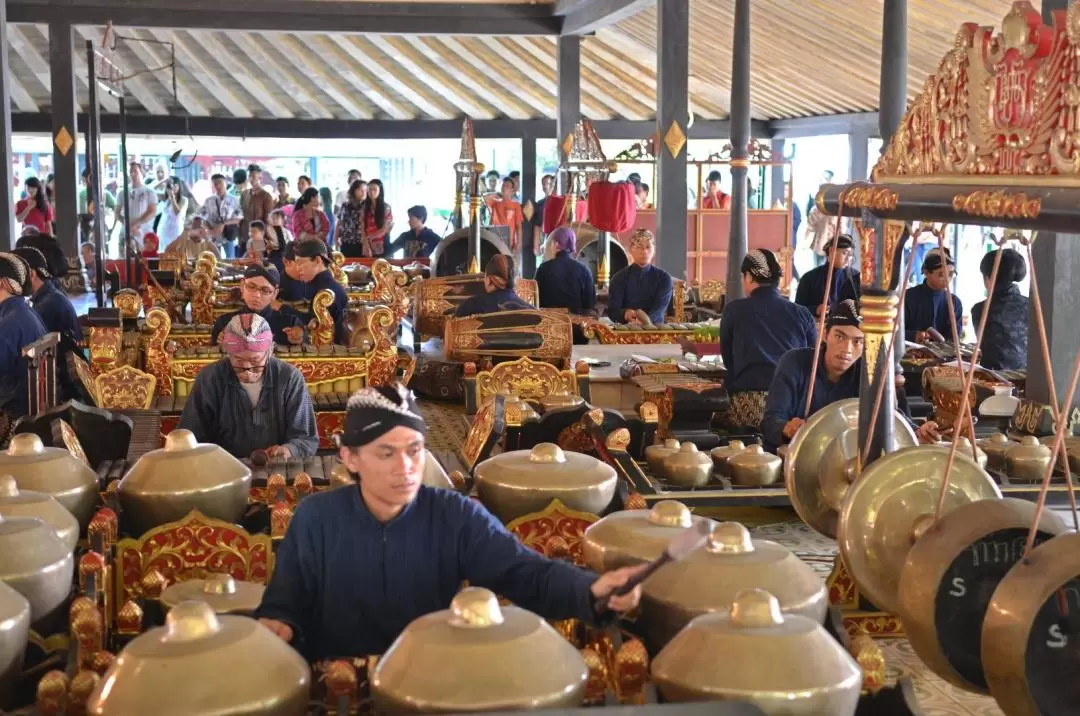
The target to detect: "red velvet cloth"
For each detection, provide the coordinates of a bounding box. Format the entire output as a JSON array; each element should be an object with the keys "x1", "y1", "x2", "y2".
[
  {"x1": 543, "y1": 195, "x2": 588, "y2": 233},
  {"x1": 587, "y1": 182, "x2": 637, "y2": 233}
]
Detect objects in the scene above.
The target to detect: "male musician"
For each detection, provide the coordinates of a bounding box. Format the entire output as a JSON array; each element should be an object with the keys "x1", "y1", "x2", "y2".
[
  {"x1": 904, "y1": 248, "x2": 963, "y2": 344},
  {"x1": 210, "y1": 265, "x2": 306, "y2": 347},
  {"x1": 256, "y1": 384, "x2": 645, "y2": 659},
  {"x1": 607, "y1": 229, "x2": 673, "y2": 325},
  {"x1": 178, "y1": 313, "x2": 318, "y2": 460},
  {"x1": 0, "y1": 252, "x2": 46, "y2": 445},
  {"x1": 794, "y1": 234, "x2": 860, "y2": 317},
  {"x1": 278, "y1": 243, "x2": 314, "y2": 302},
  {"x1": 292, "y1": 239, "x2": 349, "y2": 344},
  {"x1": 761, "y1": 300, "x2": 864, "y2": 451},
  {"x1": 719, "y1": 248, "x2": 817, "y2": 430},
  {"x1": 455, "y1": 255, "x2": 533, "y2": 317}
]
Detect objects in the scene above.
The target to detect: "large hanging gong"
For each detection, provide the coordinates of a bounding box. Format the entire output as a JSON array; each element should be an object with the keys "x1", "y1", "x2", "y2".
[
  {"x1": 837, "y1": 445, "x2": 1001, "y2": 615},
  {"x1": 575, "y1": 228, "x2": 629, "y2": 282},
  {"x1": 784, "y1": 398, "x2": 917, "y2": 538},
  {"x1": 429, "y1": 227, "x2": 512, "y2": 277},
  {"x1": 897, "y1": 498, "x2": 1068, "y2": 693},
  {"x1": 983, "y1": 531, "x2": 1080, "y2": 716}
]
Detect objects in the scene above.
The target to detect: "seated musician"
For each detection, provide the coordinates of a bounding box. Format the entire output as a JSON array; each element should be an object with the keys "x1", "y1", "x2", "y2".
[
  {"x1": 293, "y1": 239, "x2": 349, "y2": 343},
  {"x1": 971, "y1": 248, "x2": 1028, "y2": 371},
  {"x1": 761, "y1": 300, "x2": 864, "y2": 451},
  {"x1": 794, "y1": 234, "x2": 860, "y2": 317},
  {"x1": 0, "y1": 252, "x2": 46, "y2": 445},
  {"x1": 534, "y1": 227, "x2": 597, "y2": 337},
  {"x1": 256, "y1": 384, "x2": 645, "y2": 659},
  {"x1": 13, "y1": 246, "x2": 83, "y2": 401},
  {"x1": 178, "y1": 313, "x2": 318, "y2": 460},
  {"x1": 210, "y1": 265, "x2": 306, "y2": 347},
  {"x1": 719, "y1": 249, "x2": 817, "y2": 430},
  {"x1": 455, "y1": 255, "x2": 533, "y2": 317},
  {"x1": 277, "y1": 243, "x2": 313, "y2": 302},
  {"x1": 904, "y1": 248, "x2": 962, "y2": 344},
  {"x1": 388, "y1": 205, "x2": 441, "y2": 258},
  {"x1": 607, "y1": 229, "x2": 673, "y2": 325}
]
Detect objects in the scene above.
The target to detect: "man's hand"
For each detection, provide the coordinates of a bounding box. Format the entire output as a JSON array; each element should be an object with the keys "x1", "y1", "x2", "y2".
[
  {"x1": 916, "y1": 420, "x2": 943, "y2": 445},
  {"x1": 782, "y1": 417, "x2": 805, "y2": 440},
  {"x1": 283, "y1": 326, "x2": 304, "y2": 345},
  {"x1": 259, "y1": 618, "x2": 293, "y2": 642},
  {"x1": 590, "y1": 564, "x2": 649, "y2": 613},
  {"x1": 927, "y1": 327, "x2": 946, "y2": 343},
  {"x1": 816, "y1": 303, "x2": 826, "y2": 317},
  {"x1": 266, "y1": 445, "x2": 293, "y2": 459},
  {"x1": 623, "y1": 309, "x2": 639, "y2": 323}
]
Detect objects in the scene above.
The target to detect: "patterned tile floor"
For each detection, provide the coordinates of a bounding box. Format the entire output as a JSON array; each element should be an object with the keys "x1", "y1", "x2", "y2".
[{"x1": 420, "y1": 399, "x2": 1007, "y2": 716}]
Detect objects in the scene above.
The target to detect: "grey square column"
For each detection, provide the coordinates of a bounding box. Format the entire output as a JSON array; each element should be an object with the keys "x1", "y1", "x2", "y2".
[
  {"x1": 50, "y1": 20, "x2": 80, "y2": 255},
  {"x1": 556, "y1": 34, "x2": 580, "y2": 192},
  {"x1": 0, "y1": 1, "x2": 14, "y2": 249},
  {"x1": 655, "y1": 0, "x2": 689, "y2": 279}
]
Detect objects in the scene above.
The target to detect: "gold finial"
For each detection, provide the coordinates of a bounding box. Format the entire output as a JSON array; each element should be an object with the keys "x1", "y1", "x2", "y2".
[
  {"x1": 625, "y1": 493, "x2": 648, "y2": 510},
  {"x1": 648, "y1": 501, "x2": 692, "y2": 528},
  {"x1": 324, "y1": 659, "x2": 358, "y2": 698},
  {"x1": 294, "y1": 472, "x2": 314, "y2": 497},
  {"x1": 69, "y1": 670, "x2": 101, "y2": 708},
  {"x1": 140, "y1": 568, "x2": 168, "y2": 598},
  {"x1": 449, "y1": 587, "x2": 504, "y2": 627},
  {"x1": 730, "y1": 588, "x2": 784, "y2": 628},
  {"x1": 706, "y1": 522, "x2": 754, "y2": 554},
  {"x1": 78, "y1": 551, "x2": 106, "y2": 581},
  {"x1": 69, "y1": 596, "x2": 96, "y2": 621},
  {"x1": 89, "y1": 507, "x2": 119, "y2": 544},
  {"x1": 90, "y1": 650, "x2": 117, "y2": 676},
  {"x1": 36, "y1": 670, "x2": 70, "y2": 714},
  {"x1": 116, "y1": 599, "x2": 144, "y2": 633},
  {"x1": 7, "y1": 432, "x2": 44, "y2": 455},
  {"x1": 271, "y1": 501, "x2": 293, "y2": 539},
  {"x1": 266, "y1": 473, "x2": 287, "y2": 503}
]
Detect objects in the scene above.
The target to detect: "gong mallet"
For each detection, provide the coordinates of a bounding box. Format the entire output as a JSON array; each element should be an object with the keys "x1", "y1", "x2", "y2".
[{"x1": 594, "y1": 520, "x2": 714, "y2": 611}]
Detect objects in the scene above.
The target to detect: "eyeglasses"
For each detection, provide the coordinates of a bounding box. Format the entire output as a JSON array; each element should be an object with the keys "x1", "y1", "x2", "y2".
[
  {"x1": 229, "y1": 361, "x2": 267, "y2": 375},
  {"x1": 243, "y1": 283, "x2": 275, "y2": 297}
]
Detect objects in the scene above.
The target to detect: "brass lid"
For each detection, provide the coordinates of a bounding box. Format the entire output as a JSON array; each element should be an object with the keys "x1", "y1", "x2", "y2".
[
  {"x1": 664, "y1": 443, "x2": 712, "y2": 469},
  {"x1": 728, "y1": 444, "x2": 781, "y2": 470},
  {"x1": 1008, "y1": 435, "x2": 1051, "y2": 460},
  {"x1": 583, "y1": 501, "x2": 715, "y2": 572},
  {"x1": 88, "y1": 601, "x2": 311, "y2": 714},
  {"x1": 159, "y1": 575, "x2": 266, "y2": 615},
  {"x1": 372, "y1": 587, "x2": 588, "y2": 712},
  {"x1": 651, "y1": 589, "x2": 861, "y2": 697},
  {"x1": 646, "y1": 439, "x2": 681, "y2": 457},
  {"x1": 118, "y1": 430, "x2": 251, "y2": 500},
  {"x1": 643, "y1": 522, "x2": 825, "y2": 617},
  {"x1": 978, "y1": 432, "x2": 1013, "y2": 452},
  {"x1": 0, "y1": 433, "x2": 98, "y2": 503},
  {"x1": 474, "y1": 443, "x2": 616, "y2": 491},
  {"x1": 0, "y1": 475, "x2": 80, "y2": 553},
  {"x1": 709, "y1": 440, "x2": 746, "y2": 462}
]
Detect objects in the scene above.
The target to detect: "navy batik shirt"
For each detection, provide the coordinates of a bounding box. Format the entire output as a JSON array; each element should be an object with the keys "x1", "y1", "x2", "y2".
[
  {"x1": 794, "y1": 264, "x2": 860, "y2": 314},
  {"x1": 211, "y1": 304, "x2": 306, "y2": 347},
  {"x1": 904, "y1": 282, "x2": 963, "y2": 342},
  {"x1": 256, "y1": 485, "x2": 603, "y2": 660},
  {"x1": 455, "y1": 288, "x2": 533, "y2": 317},
  {"x1": 305, "y1": 269, "x2": 350, "y2": 344},
  {"x1": 608, "y1": 264, "x2": 673, "y2": 325},
  {"x1": 278, "y1": 271, "x2": 313, "y2": 302},
  {"x1": 761, "y1": 347, "x2": 861, "y2": 451},
  {"x1": 720, "y1": 286, "x2": 818, "y2": 394},
  {"x1": 535, "y1": 251, "x2": 597, "y2": 315},
  {"x1": 0, "y1": 297, "x2": 47, "y2": 419},
  {"x1": 971, "y1": 283, "x2": 1028, "y2": 371},
  {"x1": 178, "y1": 357, "x2": 318, "y2": 459},
  {"x1": 29, "y1": 282, "x2": 84, "y2": 403}
]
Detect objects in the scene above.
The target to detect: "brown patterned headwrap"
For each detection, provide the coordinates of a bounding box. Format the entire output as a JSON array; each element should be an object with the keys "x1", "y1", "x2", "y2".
[
  {"x1": 0, "y1": 252, "x2": 29, "y2": 296},
  {"x1": 629, "y1": 228, "x2": 655, "y2": 250},
  {"x1": 485, "y1": 254, "x2": 515, "y2": 291}
]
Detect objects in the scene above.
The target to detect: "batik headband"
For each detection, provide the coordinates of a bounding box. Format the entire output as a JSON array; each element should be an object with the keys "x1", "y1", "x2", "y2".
[
  {"x1": 0, "y1": 252, "x2": 28, "y2": 296},
  {"x1": 629, "y1": 229, "x2": 655, "y2": 250},
  {"x1": 220, "y1": 312, "x2": 274, "y2": 355},
  {"x1": 826, "y1": 299, "x2": 862, "y2": 329}
]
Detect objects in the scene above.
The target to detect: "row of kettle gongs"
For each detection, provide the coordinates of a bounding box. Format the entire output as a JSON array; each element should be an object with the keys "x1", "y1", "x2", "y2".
[{"x1": 785, "y1": 399, "x2": 1078, "y2": 714}]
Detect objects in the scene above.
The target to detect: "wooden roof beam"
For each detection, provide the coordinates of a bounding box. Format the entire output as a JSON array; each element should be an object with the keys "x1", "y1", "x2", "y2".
[
  {"x1": 7, "y1": 25, "x2": 61, "y2": 107},
  {"x1": 381, "y1": 36, "x2": 494, "y2": 120},
  {"x1": 105, "y1": 25, "x2": 209, "y2": 116},
  {"x1": 8, "y1": 77, "x2": 38, "y2": 112},
  {"x1": 334, "y1": 36, "x2": 456, "y2": 120},
  {"x1": 142, "y1": 29, "x2": 254, "y2": 118},
  {"x1": 7, "y1": 0, "x2": 560, "y2": 35},
  {"x1": 440, "y1": 37, "x2": 554, "y2": 119},
  {"x1": 73, "y1": 26, "x2": 168, "y2": 115},
  {"x1": 412, "y1": 39, "x2": 536, "y2": 120},
  {"x1": 315, "y1": 36, "x2": 413, "y2": 121},
  {"x1": 182, "y1": 31, "x2": 292, "y2": 119},
  {"x1": 265, "y1": 34, "x2": 372, "y2": 120},
  {"x1": 557, "y1": 0, "x2": 656, "y2": 36},
  {"x1": 224, "y1": 31, "x2": 331, "y2": 120}
]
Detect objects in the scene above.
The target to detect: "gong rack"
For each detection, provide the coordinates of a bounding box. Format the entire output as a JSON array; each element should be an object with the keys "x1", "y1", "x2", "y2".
[{"x1": 799, "y1": 4, "x2": 1080, "y2": 714}]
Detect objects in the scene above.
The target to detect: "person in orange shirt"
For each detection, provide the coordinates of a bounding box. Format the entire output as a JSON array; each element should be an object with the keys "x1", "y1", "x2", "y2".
[
  {"x1": 485, "y1": 177, "x2": 524, "y2": 253},
  {"x1": 701, "y1": 170, "x2": 731, "y2": 209}
]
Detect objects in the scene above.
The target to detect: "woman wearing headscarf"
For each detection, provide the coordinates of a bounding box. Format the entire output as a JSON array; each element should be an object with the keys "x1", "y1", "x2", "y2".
[
  {"x1": 455, "y1": 255, "x2": 533, "y2": 317},
  {"x1": 971, "y1": 248, "x2": 1028, "y2": 371},
  {"x1": 178, "y1": 312, "x2": 318, "y2": 460},
  {"x1": 719, "y1": 248, "x2": 817, "y2": 430},
  {"x1": 534, "y1": 227, "x2": 597, "y2": 345},
  {"x1": 0, "y1": 252, "x2": 47, "y2": 446},
  {"x1": 904, "y1": 247, "x2": 962, "y2": 344},
  {"x1": 607, "y1": 229, "x2": 673, "y2": 325},
  {"x1": 290, "y1": 187, "x2": 331, "y2": 244}
]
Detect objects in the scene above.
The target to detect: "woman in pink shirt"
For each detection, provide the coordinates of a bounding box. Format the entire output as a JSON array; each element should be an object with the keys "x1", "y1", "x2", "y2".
[
  {"x1": 16, "y1": 177, "x2": 54, "y2": 235},
  {"x1": 290, "y1": 187, "x2": 330, "y2": 244}
]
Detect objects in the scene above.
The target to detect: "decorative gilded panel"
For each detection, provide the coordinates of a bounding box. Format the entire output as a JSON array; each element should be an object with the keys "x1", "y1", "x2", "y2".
[
  {"x1": 473, "y1": 356, "x2": 578, "y2": 405},
  {"x1": 95, "y1": 365, "x2": 156, "y2": 410},
  {"x1": 506, "y1": 499, "x2": 598, "y2": 567}
]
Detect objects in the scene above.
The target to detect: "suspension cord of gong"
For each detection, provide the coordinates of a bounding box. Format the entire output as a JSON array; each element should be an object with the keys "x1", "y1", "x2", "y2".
[
  {"x1": 932, "y1": 238, "x2": 1006, "y2": 520},
  {"x1": 1024, "y1": 238, "x2": 1080, "y2": 530}
]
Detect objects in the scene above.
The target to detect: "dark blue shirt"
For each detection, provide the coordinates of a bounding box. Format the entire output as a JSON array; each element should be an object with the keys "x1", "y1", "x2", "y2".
[
  {"x1": 608, "y1": 263, "x2": 673, "y2": 324},
  {"x1": 389, "y1": 227, "x2": 441, "y2": 258},
  {"x1": 535, "y1": 251, "x2": 597, "y2": 315},
  {"x1": 0, "y1": 297, "x2": 48, "y2": 419},
  {"x1": 794, "y1": 264, "x2": 860, "y2": 314},
  {"x1": 719, "y1": 286, "x2": 817, "y2": 394},
  {"x1": 306, "y1": 269, "x2": 350, "y2": 344},
  {"x1": 178, "y1": 356, "x2": 318, "y2": 459},
  {"x1": 761, "y1": 347, "x2": 861, "y2": 451},
  {"x1": 904, "y1": 282, "x2": 963, "y2": 342},
  {"x1": 278, "y1": 270, "x2": 313, "y2": 302},
  {"x1": 210, "y1": 304, "x2": 306, "y2": 347},
  {"x1": 29, "y1": 282, "x2": 84, "y2": 403},
  {"x1": 971, "y1": 283, "x2": 1028, "y2": 371},
  {"x1": 256, "y1": 485, "x2": 602, "y2": 660},
  {"x1": 455, "y1": 287, "x2": 533, "y2": 317}
]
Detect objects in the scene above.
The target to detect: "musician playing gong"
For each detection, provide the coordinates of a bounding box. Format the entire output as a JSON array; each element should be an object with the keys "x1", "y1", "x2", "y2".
[
  {"x1": 794, "y1": 234, "x2": 860, "y2": 317},
  {"x1": 904, "y1": 247, "x2": 962, "y2": 344},
  {"x1": 256, "y1": 385, "x2": 645, "y2": 659},
  {"x1": 178, "y1": 313, "x2": 318, "y2": 460},
  {"x1": 210, "y1": 265, "x2": 306, "y2": 347},
  {"x1": 455, "y1": 255, "x2": 533, "y2": 317},
  {"x1": 607, "y1": 229, "x2": 673, "y2": 325},
  {"x1": 0, "y1": 252, "x2": 46, "y2": 446},
  {"x1": 719, "y1": 248, "x2": 817, "y2": 430},
  {"x1": 761, "y1": 300, "x2": 864, "y2": 451}
]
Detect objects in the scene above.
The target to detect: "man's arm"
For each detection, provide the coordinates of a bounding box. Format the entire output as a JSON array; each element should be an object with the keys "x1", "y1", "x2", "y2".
[
  {"x1": 648, "y1": 273, "x2": 674, "y2": 324},
  {"x1": 255, "y1": 501, "x2": 316, "y2": 653},
  {"x1": 581, "y1": 266, "x2": 598, "y2": 313},
  {"x1": 280, "y1": 367, "x2": 319, "y2": 458},
  {"x1": 607, "y1": 271, "x2": 626, "y2": 322},
  {"x1": 455, "y1": 496, "x2": 601, "y2": 625},
  {"x1": 761, "y1": 351, "x2": 804, "y2": 448},
  {"x1": 903, "y1": 290, "x2": 919, "y2": 341},
  {"x1": 719, "y1": 304, "x2": 735, "y2": 374},
  {"x1": 177, "y1": 370, "x2": 214, "y2": 441}
]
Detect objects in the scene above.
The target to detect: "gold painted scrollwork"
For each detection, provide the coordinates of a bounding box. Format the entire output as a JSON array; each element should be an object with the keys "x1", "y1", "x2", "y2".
[
  {"x1": 94, "y1": 365, "x2": 157, "y2": 410},
  {"x1": 189, "y1": 271, "x2": 215, "y2": 326},
  {"x1": 310, "y1": 289, "x2": 336, "y2": 347},
  {"x1": 142, "y1": 308, "x2": 174, "y2": 397},
  {"x1": 951, "y1": 190, "x2": 1042, "y2": 219},
  {"x1": 473, "y1": 356, "x2": 578, "y2": 405},
  {"x1": 881, "y1": 220, "x2": 908, "y2": 291},
  {"x1": 843, "y1": 186, "x2": 899, "y2": 212},
  {"x1": 369, "y1": 259, "x2": 411, "y2": 324}
]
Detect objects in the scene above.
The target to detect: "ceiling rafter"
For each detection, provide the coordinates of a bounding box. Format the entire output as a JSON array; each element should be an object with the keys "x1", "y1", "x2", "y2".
[
  {"x1": 224, "y1": 31, "x2": 330, "y2": 120},
  {"x1": 142, "y1": 28, "x2": 254, "y2": 118},
  {"x1": 104, "y1": 25, "x2": 209, "y2": 116},
  {"x1": 338, "y1": 36, "x2": 456, "y2": 120},
  {"x1": 183, "y1": 31, "x2": 293, "y2": 119},
  {"x1": 413, "y1": 38, "x2": 535, "y2": 120},
  {"x1": 442, "y1": 36, "x2": 554, "y2": 118},
  {"x1": 382, "y1": 36, "x2": 493, "y2": 120},
  {"x1": 320, "y1": 35, "x2": 416, "y2": 120},
  {"x1": 73, "y1": 26, "x2": 168, "y2": 115},
  {"x1": 7, "y1": 25, "x2": 59, "y2": 105},
  {"x1": 8, "y1": 77, "x2": 39, "y2": 113},
  {"x1": 266, "y1": 33, "x2": 372, "y2": 120}
]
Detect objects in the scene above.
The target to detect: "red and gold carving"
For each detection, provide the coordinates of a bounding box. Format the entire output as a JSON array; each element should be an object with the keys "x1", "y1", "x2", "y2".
[
  {"x1": 473, "y1": 355, "x2": 578, "y2": 405},
  {"x1": 843, "y1": 186, "x2": 899, "y2": 212},
  {"x1": 57, "y1": 419, "x2": 90, "y2": 467},
  {"x1": 557, "y1": 420, "x2": 594, "y2": 455},
  {"x1": 143, "y1": 307, "x2": 174, "y2": 397},
  {"x1": 189, "y1": 270, "x2": 215, "y2": 326},
  {"x1": 114, "y1": 509, "x2": 273, "y2": 610},
  {"x1": 583, "y1": 321, "x2": 700, "y2": 345},
  {"x1": 368, "y1": 258, "x2": 411, "y2": 324},
  {"x1": 310, "y1": 289, "x2": 336, "y2": 347},
  {"x1": 88, "y1": 326, "x2": 122, "y2": 375},
  {"x1": 461, "y1": 400, "x2": 497, "y2": 470},
  {"x1": 95, "y1": 364, "x2": 157, "y2": 410},
  {"x1": 951, "y1": 189, "x2": 1042, "y2": 219},
  {"x1": 506, "y1": 499, "x2": 599, "y2": 567},
  {"x1": 827, "y1": 556, "x2": 905, "y2": 638}
]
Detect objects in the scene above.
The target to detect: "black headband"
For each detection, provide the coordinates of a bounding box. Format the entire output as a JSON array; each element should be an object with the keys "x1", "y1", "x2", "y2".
[
  {"x1": 826, "y1": 299, "x2": 862, "y2": 329},
  {"x1": 342, "y1": 385, "x2": 427, "y2": 448}
]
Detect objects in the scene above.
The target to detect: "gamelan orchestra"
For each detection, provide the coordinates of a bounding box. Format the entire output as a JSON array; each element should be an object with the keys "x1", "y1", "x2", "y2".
[{"x1": 3, "y1": 4, "x2": 1080, "y2": 716}]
